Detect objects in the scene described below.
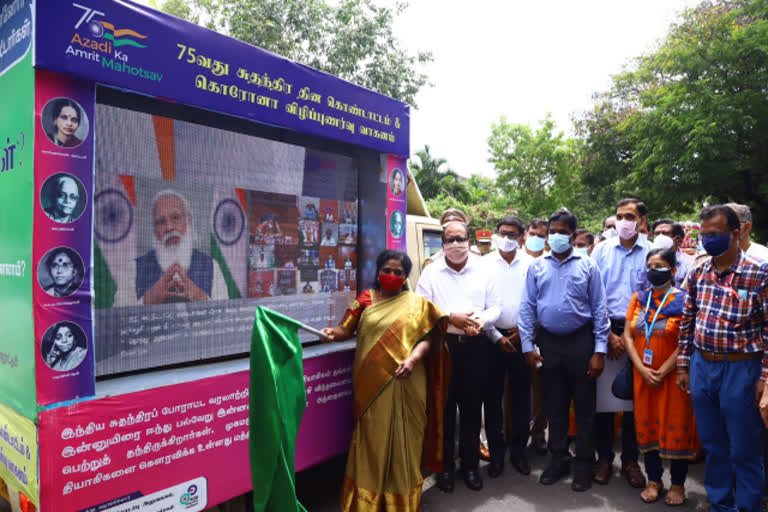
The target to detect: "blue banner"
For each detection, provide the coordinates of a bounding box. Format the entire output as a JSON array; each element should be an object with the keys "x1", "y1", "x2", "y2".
[
  {"x1": 0, "y1": 0, "x2": 33, "y2": 78},
  {"x1": 34, "y1": 0, "x2": 410, "y2": 155}
]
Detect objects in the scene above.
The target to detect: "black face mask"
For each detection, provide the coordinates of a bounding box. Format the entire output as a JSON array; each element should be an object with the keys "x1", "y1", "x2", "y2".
[{"x1": 647, "y1": 268, "x2": 672, "y2": 288}]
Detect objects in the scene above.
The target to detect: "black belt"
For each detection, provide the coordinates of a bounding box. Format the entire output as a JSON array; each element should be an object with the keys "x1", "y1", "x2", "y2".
[
  {"x1": 446, "y1": 332, "x2": 486, "y2": 344},
  {"x1": 540, "y1": 322, "x2": 592, "y2": 339}
]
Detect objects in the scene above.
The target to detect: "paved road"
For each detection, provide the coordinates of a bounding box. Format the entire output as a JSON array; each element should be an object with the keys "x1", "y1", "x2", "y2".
[{"x1": 297, "y1": 447, "x2": 712, "y2": 511}]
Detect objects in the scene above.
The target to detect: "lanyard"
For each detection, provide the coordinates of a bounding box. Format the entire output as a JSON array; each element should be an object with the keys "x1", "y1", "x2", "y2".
[{"x1": 643, "y1": 287, "x2": 673, "y2": 345}]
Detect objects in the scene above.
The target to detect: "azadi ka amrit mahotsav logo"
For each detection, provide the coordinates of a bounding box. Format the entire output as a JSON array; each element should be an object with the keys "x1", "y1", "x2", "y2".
[{"x1": 68, "y1": 3, "x2": 163, "y2": 82}]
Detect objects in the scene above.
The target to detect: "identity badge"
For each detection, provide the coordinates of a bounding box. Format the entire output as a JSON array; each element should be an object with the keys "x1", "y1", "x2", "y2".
[{"x1": 643, "y1": 348, "x2": 654, "y2": 366}]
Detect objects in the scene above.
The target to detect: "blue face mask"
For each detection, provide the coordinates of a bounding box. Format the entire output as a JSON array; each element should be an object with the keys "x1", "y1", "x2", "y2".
[
  {"x1": 548, "y1": 233, "x2": 571, "y2": 254},
  {"x1": 701, "y1": 232, "x2": 732, "y2": 257},
  {"x1": 526, "y1": 235, "x2": 546, "y2": 253},
  {"x1": 574, "y1": 247, "x2": 590, "y2": 257}
]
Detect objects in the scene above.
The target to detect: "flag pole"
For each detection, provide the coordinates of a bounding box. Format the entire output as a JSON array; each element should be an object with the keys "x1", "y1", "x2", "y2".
[{"x1": 296, "y1": 322, "x2": 330, "y2": 341}]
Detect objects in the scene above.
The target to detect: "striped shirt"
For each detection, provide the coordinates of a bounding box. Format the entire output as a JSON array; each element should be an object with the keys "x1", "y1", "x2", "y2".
[{"x1": 678, "y1": 251, "x2": 768, "y2": 380}]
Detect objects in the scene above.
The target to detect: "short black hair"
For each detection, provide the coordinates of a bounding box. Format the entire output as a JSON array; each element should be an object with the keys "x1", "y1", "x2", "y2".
[
  {"x1": 573, "y1": 228, "x2": 594, "y2": 245},
  {"x1": 616, "y1": 198, "x2": 648, "y2": 217},
  {"x1": 496, "y1": 215, "x2": 525, "y2": 234},
  {"x1": 373, "y1": 249, "x2": 412, "y2": 290},
  {"x1": 700, "y1": 205, "x2": 740, "y2": 231},
  {"x1": 647, "y1": 247, "x2": 677, "y2": 269},
  {"x1": 45, "y1": 247, "x2": 81, "y2": 273},
  {"x1": 527, "y1": 218, "x2": 547, "y2": 231},
  {"x1": 547, "y1": 208, "x2": 577, "y2": 233},
  {"x1": 652, "y1": 218, "x2": 685, "y2": 239}
]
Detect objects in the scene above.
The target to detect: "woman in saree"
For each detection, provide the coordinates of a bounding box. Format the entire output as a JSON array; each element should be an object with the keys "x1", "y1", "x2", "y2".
[
  {"x1": 322, "y1": 249, "x2": 449, "y2": 512},
  {"x1": 623, "y1": 248, "x2": 696, "y2": 506}
]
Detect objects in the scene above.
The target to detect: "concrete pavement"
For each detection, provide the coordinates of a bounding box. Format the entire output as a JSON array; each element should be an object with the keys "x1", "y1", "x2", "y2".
[{"x1": 297, "y1": 447, "x2": 712, "y2": 511}]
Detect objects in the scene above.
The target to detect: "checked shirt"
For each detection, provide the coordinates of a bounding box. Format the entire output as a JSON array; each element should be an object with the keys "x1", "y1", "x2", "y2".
[{"x1": 678, "y1": 251, "x2": 768, "y2": 380}]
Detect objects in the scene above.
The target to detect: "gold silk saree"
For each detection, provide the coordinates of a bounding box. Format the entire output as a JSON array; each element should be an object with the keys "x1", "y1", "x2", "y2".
[{"x1": 339, "y1": 290, "x2": 448, "y2": 512}]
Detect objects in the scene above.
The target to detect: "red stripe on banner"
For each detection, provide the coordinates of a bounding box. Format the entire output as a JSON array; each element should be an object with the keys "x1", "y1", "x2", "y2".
[
  {"x1": 119, "y1": 174, "x2": 136, "y2": 207},
  {"x1": 152, "y1": 115, "x2": 175, "y2": 181},
  {"x1": 235, "y1": 188, "x2": 247, "y2": 211}
]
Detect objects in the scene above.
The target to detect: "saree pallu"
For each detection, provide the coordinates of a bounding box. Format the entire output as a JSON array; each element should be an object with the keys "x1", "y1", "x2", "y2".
[
  {"x1": 629, "y1": 288, "x2": 697, "y2": 459},
  {"x1": 339, "y1": 290, "x2": 448, "y2": 512}
]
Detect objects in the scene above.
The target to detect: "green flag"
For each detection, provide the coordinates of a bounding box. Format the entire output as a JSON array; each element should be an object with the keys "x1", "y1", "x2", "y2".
[{"x1": 249, "y1": 306, "x2": 308, "y2": 512}]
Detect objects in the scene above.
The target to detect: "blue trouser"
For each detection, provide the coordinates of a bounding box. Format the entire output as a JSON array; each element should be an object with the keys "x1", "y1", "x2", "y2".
[{"x1": 690, "y1": 351, "x2": 764, "y2": 512}]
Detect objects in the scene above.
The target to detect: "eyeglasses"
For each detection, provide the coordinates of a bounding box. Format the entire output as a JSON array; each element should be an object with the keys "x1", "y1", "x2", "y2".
[
  {"x1": 380, "y1": 268, "x2": 405, "y2": 277},
  {"x1": 497, "y1": 231, "x2": 521, "y2": 240},
  {"x1": 443, "y1": 237, "x2": 469, "y2": 245}
]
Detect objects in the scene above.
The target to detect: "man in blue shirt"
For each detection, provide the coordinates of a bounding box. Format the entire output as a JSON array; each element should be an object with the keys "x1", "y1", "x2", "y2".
[
  {"x1": 590, "y1": 198, "x2": 650, "y2": 488},
  {"x1": 520, "y1": 208, "x2": 609, "y2": 492}
]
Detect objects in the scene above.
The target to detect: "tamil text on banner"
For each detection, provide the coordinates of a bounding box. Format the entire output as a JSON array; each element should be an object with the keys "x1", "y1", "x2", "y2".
[
  {"x1": 37, "y1": 350, "x2": 356, "y2": 511},
  {"x1": 38, "y1": 371, "x2": 252, "y2": 511},
  {"x1": 34, "y1": 0, "x2": 409, "y2": 156},
  {"x1": 0, "y1": 402, "x2": 39, "y2": 506},
  {"x1": 249, "y1": 307, "x2": 307, "y2": 512}
]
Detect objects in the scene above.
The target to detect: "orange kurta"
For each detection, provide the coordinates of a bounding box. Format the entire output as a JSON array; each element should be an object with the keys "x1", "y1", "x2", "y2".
[{"x1": 628, "y1": 288, "x2": 697, "y2": 459}]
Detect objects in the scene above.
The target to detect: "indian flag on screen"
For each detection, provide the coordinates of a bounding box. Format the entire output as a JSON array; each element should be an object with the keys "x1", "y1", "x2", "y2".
[
  {"x1": 210, "y1": 186, "x2": 248, "y2": 298},
  {"x1": 93, "y1": 174, "x2": 138, "y2": 308}
]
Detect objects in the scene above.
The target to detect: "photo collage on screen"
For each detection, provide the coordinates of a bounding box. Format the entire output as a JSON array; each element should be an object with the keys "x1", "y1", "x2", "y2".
[{"x1": 249, "y1": 194, "x2": 358, "y2": 297}]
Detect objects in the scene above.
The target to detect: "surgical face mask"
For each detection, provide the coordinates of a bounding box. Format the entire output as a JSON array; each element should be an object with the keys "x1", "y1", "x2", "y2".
[
  {"x1": 574, "y1": 247, "x2": 590, "y2": 257},
  {"x1": 548, "y1": 233, "x2": 571, "y2": 254},
  {"x1": 652, "y1": 234, "x2": 675, "y2": 250},
  {"x1": 494, "y1": 234, "x2": 519, "y2": 253},
  {"x1": 525, "y1": 235, "x2": 546, "y2": 253},
  {"x1": 444, "y1": 241, "x2": 469, "y2": 264},
  {"x1": 616, "y1": 219, "x2": 638, "y2": 240},
  {"x1": 602, "y1": 227, "x2": 618, "y2": 239},
  {"x1": 701, "y1": 233, "x2": 732, "y2": 258}
]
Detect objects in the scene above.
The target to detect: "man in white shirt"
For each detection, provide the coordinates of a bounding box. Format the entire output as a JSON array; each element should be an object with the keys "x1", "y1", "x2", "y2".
[
  {"x1": 726, "y1": 203, "x2": 768, "y2": 262},
  {"x1": 483, "y1": 216, "x2": 534, "y2": 480},
  {"x1": 416, "y1": 213, "x2": 501, "y2": 493}
]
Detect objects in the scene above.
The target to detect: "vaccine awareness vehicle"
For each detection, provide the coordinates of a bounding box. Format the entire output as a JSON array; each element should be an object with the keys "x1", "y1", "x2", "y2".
[{"x1": 0, "y1": 0, "x2": 409, "y2": 509}]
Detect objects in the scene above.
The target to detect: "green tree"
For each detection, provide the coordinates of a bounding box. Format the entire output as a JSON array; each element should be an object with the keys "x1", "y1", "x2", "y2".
[
  {"x1": 577, "y1": 0, "x2": 768, "y2": 239},
  {"x1": 155, "y1": 0, "x2": 431, "y2": 106},
  {"x1": 410, "y1": 145, "x2": 469, "y2": 202},
  {"x1": 488, "y1": 115, "x2": 591, "y2": 226}
]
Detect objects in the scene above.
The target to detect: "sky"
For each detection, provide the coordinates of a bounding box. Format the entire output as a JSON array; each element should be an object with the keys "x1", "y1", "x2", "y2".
[
  {"x1": 393, "y1": 0, "x2": 702, "y2": 177},
  {"x1": 136, "y1": 0, "x2": 702, "y2": 177}
]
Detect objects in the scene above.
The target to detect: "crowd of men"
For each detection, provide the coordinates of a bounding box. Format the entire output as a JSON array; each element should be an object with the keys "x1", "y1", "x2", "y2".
[{"x1": 414, "y1": 200, "x2": 768, "y2": 512}]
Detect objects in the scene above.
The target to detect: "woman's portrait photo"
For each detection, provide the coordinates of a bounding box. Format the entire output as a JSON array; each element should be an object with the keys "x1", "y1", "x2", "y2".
[
  {"x1": 37, "y1": 247, "x2": 85, "y2": 298},
  {"x1": 40, "y1": 173, "x2": 87, "y2": 223},
  {"x1": 41, "y1": 98, "x2": 89, "y2": 149},
  {"x1": 389, "y1": 168, "x2": 404, "y2": 196},
  {"x1": 41, "y1": 321, "x2": 88, "y2": 372}
]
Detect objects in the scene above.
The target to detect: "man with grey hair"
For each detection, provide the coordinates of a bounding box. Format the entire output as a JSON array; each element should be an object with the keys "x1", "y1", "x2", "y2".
[
  {"x1": 119, "y1": 190, "x2": 227, "y2": 305},
  {"x1": 726, "y1": 203, "x2": 768, "y2": 262}
]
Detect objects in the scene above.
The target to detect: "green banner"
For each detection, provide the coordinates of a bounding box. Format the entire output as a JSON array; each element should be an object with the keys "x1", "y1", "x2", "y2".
[
  {"x1": 249, "y1": 307, "x2": 307, "y2": 512},
  {"x1": 0, "y1": 46, "x2": 36, "y2": 419}
]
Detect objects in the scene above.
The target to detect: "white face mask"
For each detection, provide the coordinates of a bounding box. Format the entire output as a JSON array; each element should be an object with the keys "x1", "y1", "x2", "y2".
[
  {"x1": 493, "y1": 234, "x2": 519, "y2": 253},
  {"x1": 602, "y1": 227, "x2": 618, "y2": 239},
  {"x1": 652, "y1": 234, "x2": 674, "y2": 250}
]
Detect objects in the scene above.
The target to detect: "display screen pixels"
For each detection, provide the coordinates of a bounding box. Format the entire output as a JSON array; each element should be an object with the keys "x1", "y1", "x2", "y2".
[{"x1": 93, "y1": 98, "x2": 359, "y2": 376}]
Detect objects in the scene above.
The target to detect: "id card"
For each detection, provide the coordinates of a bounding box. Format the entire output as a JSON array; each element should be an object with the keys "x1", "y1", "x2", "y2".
[{"x1": 643, "y1": 348, "x2": 654, "y2": 366}]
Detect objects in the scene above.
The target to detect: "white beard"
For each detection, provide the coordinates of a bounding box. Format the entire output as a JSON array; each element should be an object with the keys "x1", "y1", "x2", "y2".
[{"x1": 153, "y1": 230, "x2": 194, "y2": 272}]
